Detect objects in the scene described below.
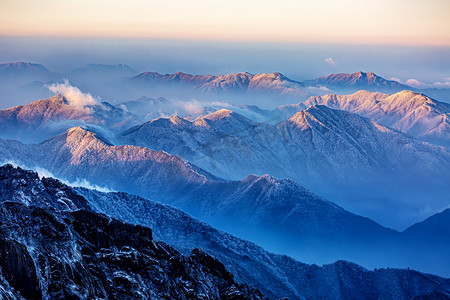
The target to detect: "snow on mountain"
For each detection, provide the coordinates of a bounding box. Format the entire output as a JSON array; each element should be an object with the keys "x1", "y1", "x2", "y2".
[
  {"x1": 193, "y1": 109, "x2": 258, "y2": 133},
  {"x1": 119, "y1": 111, "x2": 281, "y2": 181},
  {"x1": 0, "y1": 164, "x2": 264, "y2": 299},
  {"x1": 0, "y1": 94, "x2": 140, "y2": 143},
  {"x1": 279, "y1": 104, "x2": 450, "y2": 177},
  {"x1": 2, "y1": 164, "x2": 449, "y2": 299},
  {"x1": 0, "y1": 127, "x2": 409, "y2": 268},
  {"x1": 197, "y1": 72, "x2": 309, "y2": 97},
  {"x1": 197, "y1": 72, "x2": 254, "y2": 92},
  {"x1": 303, "y1": 71, "x2": 409, "y2": 93},
  {"x1": 131, "y1": 71, "x2": 323, "y2": 99},
  {"x1": 120, "y1": 105, "x2": 450, "y2": 183},
  {"x1": 118, "y1": 105, "x2": 450, "y2": 230},
  {"x1": 301, "y1": 90, "x2": 450, "y2": 147},
  {"x1": 133, "y1": 71, "x2": 215, "y2": 86}
]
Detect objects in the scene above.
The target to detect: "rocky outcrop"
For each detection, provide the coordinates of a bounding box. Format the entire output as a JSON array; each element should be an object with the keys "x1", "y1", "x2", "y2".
[{"x1": 0, "y1": 165, "x2": 265, "y2": 299}]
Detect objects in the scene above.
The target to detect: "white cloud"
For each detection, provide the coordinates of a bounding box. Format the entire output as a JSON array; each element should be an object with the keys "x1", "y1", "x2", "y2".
[
  {"x1": 46, "y1": 79, "x2": 100, "y2": 109},
  {"x1": 0, "y1": 162, "x2": 114, "y2": 193},
  {"x1": 325, "y1": 57, "x2": 337, "y2": 66},
  {"x1": 432, "y1": 81, "x2": 450, "y2": 88},
  {"x1": 404, "y1": 78, "x2": 427, "y2": 88},
  {"x1": 389, "y1": 77, "x2": 450, "y2": 89}
]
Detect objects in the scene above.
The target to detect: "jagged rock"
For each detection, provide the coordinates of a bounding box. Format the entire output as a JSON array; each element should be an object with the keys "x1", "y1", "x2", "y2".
[{"x1": 0, "y1": 165, "x2": 266, "y2": 299}]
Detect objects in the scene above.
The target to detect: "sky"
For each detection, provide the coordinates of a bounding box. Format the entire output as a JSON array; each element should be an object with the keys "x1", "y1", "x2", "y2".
[
  {"x1": 1, "y1": 0, "x2": 449, "y2": 46},
  {"x1": 0, "y1": 0, "x2": 449, "y2": 86}
]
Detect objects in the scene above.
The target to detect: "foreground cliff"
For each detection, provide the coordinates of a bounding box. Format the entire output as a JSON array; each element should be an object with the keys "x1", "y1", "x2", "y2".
[{"x1": 0, "y1": 165, "x2": 264, "y2": 299}]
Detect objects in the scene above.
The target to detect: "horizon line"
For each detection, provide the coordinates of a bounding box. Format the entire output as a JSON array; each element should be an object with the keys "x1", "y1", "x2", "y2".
[{"x1": 1, "y1": 33, "x2": 449, "y2": 48}]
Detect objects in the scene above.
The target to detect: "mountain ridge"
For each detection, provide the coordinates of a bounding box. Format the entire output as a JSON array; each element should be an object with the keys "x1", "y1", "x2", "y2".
[
  {"x1": 300, "y1": 90, "x2": 450, "y2": 147},
  {"x1": 2, "y1": 164, "x2": 450, "y2": 299}
]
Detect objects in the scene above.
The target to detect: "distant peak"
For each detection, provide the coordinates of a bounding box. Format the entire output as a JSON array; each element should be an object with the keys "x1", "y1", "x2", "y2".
[
  {"x1": 255, "y1": 72, "x2": 287, "y2": 79},
  {"x1": 65, "y1": 126, "x2": 112, "y2": 145},
  {"x1": 396, "y1": 90, "x2": 420, "y2": 96},
  {"x1": 242, "y1": 174, "x2": 278, "y2": 185},
  {"x1": 147, "y1": 116, "x2": 189, "y2": 127},
  {"x1": 169, "y1": 115, "x2": 189, "y2": 125},
  {"x1": 68, "y1": 126, "x2": 87, "y2": 133},
  {"x1": 202, "y1": 109, "x2": 234, "y2": 121},
  {"x1": 0, "y1": 61, "x2": 49, "y2": 71},
  {"x1": 172, "y1": 71, "x2": 192, "y2": 76}
]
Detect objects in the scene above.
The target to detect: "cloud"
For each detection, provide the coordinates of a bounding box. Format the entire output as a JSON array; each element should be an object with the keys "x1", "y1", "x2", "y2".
[
  {"x1": 34, "y1": 166, "x2": 114, "y2": 193},
  {"x1": 172, "y1": 99, "x2": 230, "y2": 116},
  {"x1": 432, "y1": 81, "x2": 450, "y2": 88},
  {"x1": 404, "y1": 78, "x2": 427, "y2": 88},
  {"x1": 176, "y1": 99, "x2": 205, "y2": 115},
  {"x1": 0, "y1": 161, "x2": 114, "y2": 193},
  {"x1": 325, "y1": 57, "x2": 337, "y2": 66},
  {"x1": 46, "y1": 79, "x2": 100, "y2": 109},
  {"x1": 390, "y1": 77, "x2": 450, "y2": 89}
]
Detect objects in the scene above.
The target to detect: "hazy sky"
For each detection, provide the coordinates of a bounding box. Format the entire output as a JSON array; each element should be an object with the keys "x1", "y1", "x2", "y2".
[
  {"x1": 1, "y1": 0, "x2": 449, "y2": 45},
  {"x1": 0, "y1": 0, "x2": 449, "y2": 86}
]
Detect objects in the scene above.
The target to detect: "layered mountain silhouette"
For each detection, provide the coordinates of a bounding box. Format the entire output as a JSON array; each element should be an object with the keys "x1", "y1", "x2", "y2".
[
  {"x1": 290, "y1": 90, "x2": 450, "y2": 147},
  {"x1": 0, "y1": 164, "x2": 265, "y2": 299},
  {"x1": 1, "y1": 125, "x2": 449, "y2": 276},
  {"x1": 0, "y1": 94, "x2": 139, "y2": 143},
  {"x1": 304, "y1": 71, "x2": 408, "y2": 92},
  {"x1": 1, "y1": 164, "x2": 449, "y2": 299},
  {"x1": 1, "y1": 61, "x2": 449, "y2": 106}
]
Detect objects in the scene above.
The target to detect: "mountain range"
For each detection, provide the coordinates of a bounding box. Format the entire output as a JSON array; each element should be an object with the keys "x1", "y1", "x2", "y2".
[
  {"x1": 303, "y1": 71, "x2": 409, "y2": 93},
  {"x1": 0, "y1": 94, "x2": 139, "y2": 143},
  {"x1": 1, "y1": 93, "x2": 449, "y2": 229},
  {"x1": 1, "y1": 164, "x2": 449, "y2": 299},
  {"x1": 301, "y1": 90, "x2": 450, "y2": 147},
  {"x1": 0, "y1": 62, "x2": 449, "y2": 297},
  {"x1": 0, "y1": 164, "x2": 265, "y2": 299},
  {"x1": 2, "y1": 62, "x2": 449, "y2": 109},
  {"x1": 118, "y1": 103, "x2": 450, "y2": 228},
  {"x1": 0, "y1": 124, "x2": 449, "y2": 277}
]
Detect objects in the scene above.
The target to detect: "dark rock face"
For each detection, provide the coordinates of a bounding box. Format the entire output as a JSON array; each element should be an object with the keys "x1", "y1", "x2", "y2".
[
  {"x1": 0, "y1": 234, "x2": 41, "y2": 299},
  {"x1": 0, "y1": 165, "x2": 266, "y2": 299}
]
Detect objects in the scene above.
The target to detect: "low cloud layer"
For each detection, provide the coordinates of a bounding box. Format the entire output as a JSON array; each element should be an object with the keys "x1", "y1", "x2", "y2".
[
  {"x1": 47, "y1": 79, "x2": 100, "y2": 109},
  {"x1": 391, "y1": 77, "x2": 450, "y2": 89},
  {"x1": 0, "y1": 161, "x2": 114, "y2": 193}
]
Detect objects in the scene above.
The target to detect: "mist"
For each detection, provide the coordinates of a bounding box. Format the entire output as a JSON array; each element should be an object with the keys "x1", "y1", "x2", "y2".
[{"x1": 1, "y1": 36, "x2": 448, "y2": 82}]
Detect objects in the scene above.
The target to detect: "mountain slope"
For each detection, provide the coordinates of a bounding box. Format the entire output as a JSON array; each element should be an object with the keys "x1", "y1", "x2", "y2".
[
  {"x1": 404, "y1": 208, "x2": 450, "y2": 243},
  {"x1": 118, "y1": 105, "x2": 450, "y2": 230},
  {"x1": 0, "y1": 62, "x2": 58, "y2": 86},
  {"x1": 0, "y1": 94, "x2": 139, "y2": 143},
  {"x1": 131, "y1": 71, "x2": 323, "y2": 100},
  {"x1": 120, "y1": 105, "x2": 450, "y2": 184},
  {"x1": 0, "y1": 127, "x2": 405, "y2": 268},
  {"x1": 133, "y1": 71, "x2": 215, "y2": 86},
  {"x1": 0, "y1": 164, "x2": 265, "y2": 299},
  {"x1": 302, "y1": 90, "x2": 450, "y2": 147},
  {"x1": 2, "y1": 164, "x2": 449, "y2": 299},
  {"x1": 303, "y1": 71, "x2": 409, "y2": 93},
  {"x1": 197, "y1": 72, "x2": 309, "y2": 97}
]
